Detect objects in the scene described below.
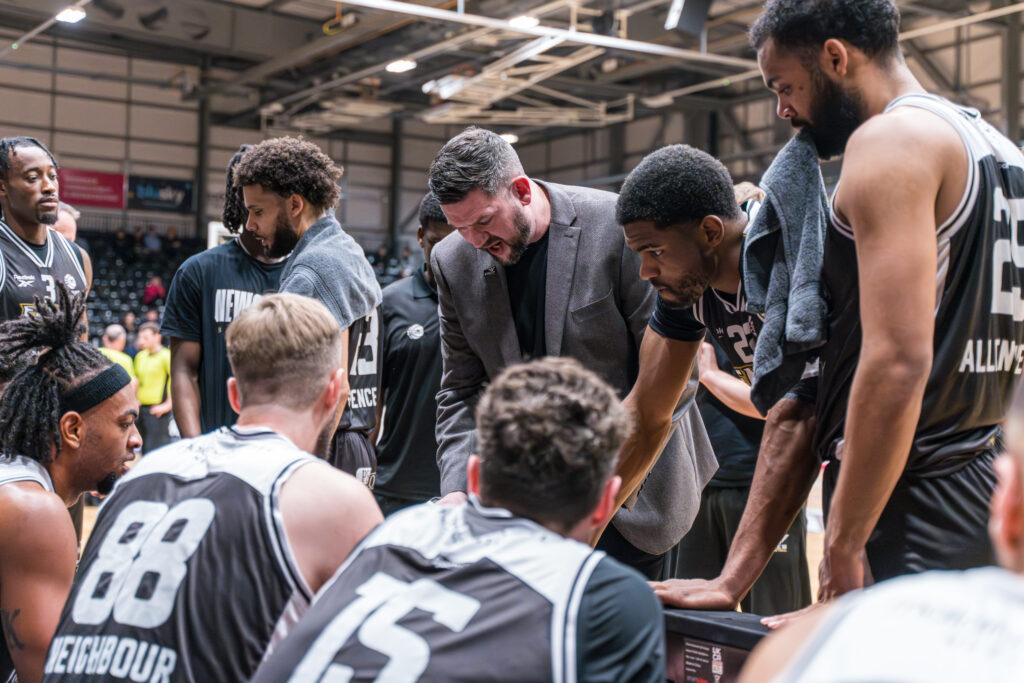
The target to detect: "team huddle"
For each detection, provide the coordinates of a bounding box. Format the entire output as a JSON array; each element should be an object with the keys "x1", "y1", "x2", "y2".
[{"x1": 3, "y1": 1, "x2": 1024, "y2": 682}]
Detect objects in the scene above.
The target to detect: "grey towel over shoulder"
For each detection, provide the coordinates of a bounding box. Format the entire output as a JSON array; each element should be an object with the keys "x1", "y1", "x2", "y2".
[{"x1": 742, "y1": 130, "x2": 829, "y2": 415}]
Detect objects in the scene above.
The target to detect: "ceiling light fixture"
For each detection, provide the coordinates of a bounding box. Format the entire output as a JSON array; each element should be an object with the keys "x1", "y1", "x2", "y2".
[
  {"x1": 55, "y1": 7, "x2": 87, "y2": 23},
  {"x1": 500, "y1": 133, "x2": 519, "y2": 144},
  {"x1": 508, "y1": 15, "x2": 539, "y2": 29},
  {"x1": 663, "y1": 0, "x2": 685, "y2": 31},
  {"x1": 386, "y1": 58, "x2": 418, "y2": 73}
]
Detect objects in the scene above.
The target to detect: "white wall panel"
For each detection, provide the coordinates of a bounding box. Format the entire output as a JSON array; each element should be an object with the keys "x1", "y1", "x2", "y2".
[
  {"x1": 0, "y1": 87, "x2": 52, "y2": 127},
  {"x1": 55, "y1": 96, "x2": 125, "y2": 136},
  {"x1": 129, "y1": 105, "x2": 196, "y2": 141},
  {"x1": 129, "y1": 141, "x2": 197, "y2": 167}
]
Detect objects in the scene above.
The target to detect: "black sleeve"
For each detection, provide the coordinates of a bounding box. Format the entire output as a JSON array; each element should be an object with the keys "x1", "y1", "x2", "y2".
[
  {"x1": 576, "y1": 557, "x2": 666, "y2": 683},
  {"x1": 160, "y1": 256, "x2": 203, "y2": 342},
  {"x1": 648, "y1": 295, "x2": 706, "y2": 342}
]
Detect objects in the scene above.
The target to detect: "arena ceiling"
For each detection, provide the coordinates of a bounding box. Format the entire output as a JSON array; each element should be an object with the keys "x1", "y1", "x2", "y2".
[{"x1": 0, "y1": 0, "x2": 1019, "y2": 143}]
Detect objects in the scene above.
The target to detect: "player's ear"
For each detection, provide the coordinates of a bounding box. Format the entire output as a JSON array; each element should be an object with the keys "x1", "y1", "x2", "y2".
[
  {"x1": 287, "y1": 193, "x2": 305, "y2": 219},
  {"x1": 417, "y1": 226, "x2": 425, "y2": 249},
  {"x1": 510, "y1": 176, "x2": 531, "y2": 205},
  {"x1": 701, "y1": 215, "x2": 726, "y2": 248},
  {"x1": 590, "y1": 475, "x2": 622, "y2": 530},
  {"x1": 58, "y1": 411, "x2": 85, "y2": 451},
  {"x1": 227, "y1": 377, "x2": 243, "y2": 413},
  {"x1": 466, "y1": 455, "x2": 482, "y2": 496},
  {"x1": 323, "y1": 366, "x2": 348, "y2": 417}
]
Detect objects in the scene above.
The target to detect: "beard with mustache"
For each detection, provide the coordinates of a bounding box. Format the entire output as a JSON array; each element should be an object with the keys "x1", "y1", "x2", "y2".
[
  {"x1": 264, "y1": 210, "x2": 300, "y2": 259},
  {"x1": 797, "y1": 65, "x2": 864, "y2": 160},
  {"x1": 654, "y1": 255, "x2": 717, "y2": 311},
  {"x1": 486, "y1": 205, "x2": 533, "y2": 266}
]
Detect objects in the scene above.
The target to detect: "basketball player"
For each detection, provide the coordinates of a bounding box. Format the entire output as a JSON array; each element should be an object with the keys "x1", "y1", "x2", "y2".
[
  {"x1": 251, "y1": 358, "x2": 665, "y2": 683},
  {"x1": 615, "y1": 144, "x2": 812, "y2": 614},
  {"x1": 372, "y1": 192, "x2": 455, "y2": 515},
  {"x1": 42, "y1": 293, "x2": 382, "y2": 682},
  {"x1": 0, "y1": 137, "x2": 91, "y2": 320},
  {"x1": 0, "y1": 287, "x2": 141, "y2": 683},
  {"x1": 662, "y1": 0, "x2": 1024, "y2": 615},
  {"x1": 739, "y1": 381, "x2": 1024, "y2": 682},
  {"x1": 0, "y1": 136, "x2": 94, "y2": 548},
  {"x1": 162, "y1": 145, "x2": 288, "y2": 437},
  {"x1": 234, "y1": 138, "x2": 382, "y2": 478}
]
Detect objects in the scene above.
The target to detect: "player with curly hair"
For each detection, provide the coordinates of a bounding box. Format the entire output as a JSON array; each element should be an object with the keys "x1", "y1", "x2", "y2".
[
  {"x1": 161, "y1": 145, "x2": 289, "y2": 437},
  {"x1": 0, "y1": 284, "x2": 140, "y2": 683},
  {"x1": 234, "y1": 137, "x2": 382, "y2": 481}
]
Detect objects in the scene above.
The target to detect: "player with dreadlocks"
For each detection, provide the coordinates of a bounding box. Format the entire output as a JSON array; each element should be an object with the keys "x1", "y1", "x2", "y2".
[
  {"x1": 0, "y1": 284, "x2": 140, "y2": 683},
  {"x1": 161, "y1": 144, "x2": 289, "y2": 437}
]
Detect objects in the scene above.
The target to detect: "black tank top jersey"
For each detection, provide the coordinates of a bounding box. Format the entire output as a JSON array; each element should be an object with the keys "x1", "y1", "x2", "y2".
[
  {"x1": 817, "y1": 94, "x2": 1024, "y2": 474},
  {"x1": 339, "y1": 305, "x2": 384, "y2": 433},
  {"x1": 0, "y1": 222, "x2": 86, "y2": 321},
  {"x1": 42, "y1": 427, "x2": 318, "y2": 683},
  {"x1": 0, "y1": 456, "x2": 56, "y2": 683},
  {"x1": 252, "y1": 498, "x2": 663, "y2": 683}
]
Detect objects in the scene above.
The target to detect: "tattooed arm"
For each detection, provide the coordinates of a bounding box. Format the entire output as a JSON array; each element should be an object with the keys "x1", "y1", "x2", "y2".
[{"x1": 0, "y1": 483, "x2": 79, "y2": 683}]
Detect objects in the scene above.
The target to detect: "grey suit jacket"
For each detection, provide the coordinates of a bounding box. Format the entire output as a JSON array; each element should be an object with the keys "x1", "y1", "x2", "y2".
[{"x1": 431, "y1": 181, "x2": 717, "y2": 554}]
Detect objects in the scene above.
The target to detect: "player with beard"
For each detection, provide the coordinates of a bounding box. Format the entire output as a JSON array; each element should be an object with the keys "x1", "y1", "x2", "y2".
[
  {"x1": 427, "y1": 127, "x2": 719, "y2": 579},
  {"x1": 660, "y1": 0, "x2": 1024, "y2": 619},
  {"x1": 0, "y1": 285, "x2": 140, "y2": 683},
  {"x1": 616, "y1": 144, "x2": 812, "y2": 615},
  {"x1": 162, "y1": 145, "x2": 289, "y2": 438},
  {"x1": 43, "y1": 293, "x2": 382, "y2": 683},
  {"x1": 234, "y1": 138, "x2": 382, "y2": 477}
]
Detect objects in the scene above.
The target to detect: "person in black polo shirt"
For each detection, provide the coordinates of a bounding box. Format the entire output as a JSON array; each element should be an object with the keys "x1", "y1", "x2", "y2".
[
  {"x1": 667, "y1": 336, "x2": 811, "y2": 615},
  {"x1": 162, "y1": 145, "x2": 288, "y2": 437},
  {"x1": 373, "y1": 193, "x2": 454, "y2": 515}
]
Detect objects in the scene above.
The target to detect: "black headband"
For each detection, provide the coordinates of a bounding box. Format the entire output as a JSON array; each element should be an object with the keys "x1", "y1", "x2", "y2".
[{"x1": 60, "y1": 364, "x2": 132, "y2": 414}]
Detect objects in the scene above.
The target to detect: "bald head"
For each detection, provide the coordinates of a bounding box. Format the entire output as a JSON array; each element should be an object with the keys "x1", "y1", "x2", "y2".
[{"x1": 102, "y1": 324, "x2": 127, "y2": 352}]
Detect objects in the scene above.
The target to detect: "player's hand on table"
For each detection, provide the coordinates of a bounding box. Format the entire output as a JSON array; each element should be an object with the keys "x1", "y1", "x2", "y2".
[
  {"x1": 150, "y1": 402, "x2": 171, "y2": 418},
  {"x1": 648, "y1": 578, "x2": 740, "y2": 611},
  {"x1": 436, "y1": 491, "x2": 468, "y2": 506},
  {"x1": 760, "y1": 601, "x2": 827, "y2": 630}
]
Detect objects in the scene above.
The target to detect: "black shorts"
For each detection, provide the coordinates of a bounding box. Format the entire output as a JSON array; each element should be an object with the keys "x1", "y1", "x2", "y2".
[
  {"x1": 329, "y1": 430, "x2": 376, "y2": 486},
  {"x1": 823, "y1": 449, "x2": 996, "y2": 582}
]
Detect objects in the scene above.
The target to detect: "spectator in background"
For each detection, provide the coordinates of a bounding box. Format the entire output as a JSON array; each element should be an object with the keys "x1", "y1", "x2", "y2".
[
  {"x1": 142, "y1": 274, "x2": 166, "y2": 306},
  {"x1": 372, "y1": 192, "x2": 455, "y2": 515},
  {"x1": 122, "y1": 311, "x2": 138, "y2": 357},
  {"x1": 166, "y1": 225, "x2": 182, "y2": 249},
  {"x1": 399, "y1": 244, "x2": 416, "y2": 277},
  {"x1": 134, "y1": 321, "x2": 173, "y2": 453},
  {"x1": 144, "y1": 309, "x2": 159, "y2": 324},
  {"x1": 98, "y1": 323, "x2": 136, "y2": 379},
  {"x1": 142, "y1": 224, "x2": 162, "y2": 253},
  {"x1": 113, "y1": 228, "x2": 131, "y2": 258},
  {"x1": 132, "y1": 226, "x2": 144, "y2": 252}
]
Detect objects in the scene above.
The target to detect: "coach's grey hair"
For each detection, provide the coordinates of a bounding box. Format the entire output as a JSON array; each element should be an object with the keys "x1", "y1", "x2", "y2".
[
  {"x1": 59, "y1": 202, "x2": 80, "y2": 220},
  {"x1": 102, "y1": 324, "x2": 126, "y2": 341},
  {"x1": 428, "y1": 127, "x2": 525, "y2": 205}
]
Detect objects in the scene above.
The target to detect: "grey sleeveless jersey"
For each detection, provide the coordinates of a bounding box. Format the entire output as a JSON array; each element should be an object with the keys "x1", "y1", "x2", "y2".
[
  {"x1": 817, "y1": 94, "x2": 1024, "y2": 474},
  {"x1": 0, "y1": 223, "x2": 86, "y2": 321},
  {"x1": 42, "y1": 427, "x2": 317, "y2": 683},
  {"x1": 0, "y1": 456, "x2": 55, "y2": 683},
  {"x1": 253, "y1": 498, "x2": 610, "y2": 683},
  {"x1": 775, "y1": 567, "x2": 1024, "y2": 682}
]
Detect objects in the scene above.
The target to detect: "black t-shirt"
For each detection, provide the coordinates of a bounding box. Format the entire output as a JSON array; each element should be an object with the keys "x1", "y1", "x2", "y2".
[
  {"x1": 160, "y1": 239, "x2": 286, "y2": 432},
  {"x1": 375, "y1": 266, "x2": 442, "y2": 502},
  {"x1": 505, "y1": 230, "x2": 549, "y2": 360},
  {"x1": 698, "y1": 338, "x2": 766, "y2": 487}
]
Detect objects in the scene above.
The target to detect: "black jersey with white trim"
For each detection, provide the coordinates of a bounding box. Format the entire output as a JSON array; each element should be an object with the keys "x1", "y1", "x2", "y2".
[
  {"x1": 816, "y1": 94, "x2": 1024, "y2": 474},
  {"x1": 0, "y1": 223, "x2": 86, "y2": 321},
  {"x1": 251, "y1": 497, "x2": 665, "y2": 683},
  {"x1": 42, "y1": 427, "x2": 317, "y2": 683}
]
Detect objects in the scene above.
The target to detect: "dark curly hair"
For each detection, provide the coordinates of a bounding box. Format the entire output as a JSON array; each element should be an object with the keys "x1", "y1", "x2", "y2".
[
  {"x1": 0, "y1": 284, "x2": 114, "y2": 464},
  {"x1": 222, "y1": 144, "x2": 251, "y2": 234},
  {"x1": 233, "y1": 137, "x2": 342, "y2": 215},
  {"x1": 475, "y1": 357, "x2": 630, "y2": 531},
  {"x1": 750, "y1": 0, "x2": 901, "y2": 62},
  {"x1": 418, "y1": 191, "x2": 447, "y2": 229},
  {"x1": 617, "y1": 144, "x2": 741, "y2": 229}
]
